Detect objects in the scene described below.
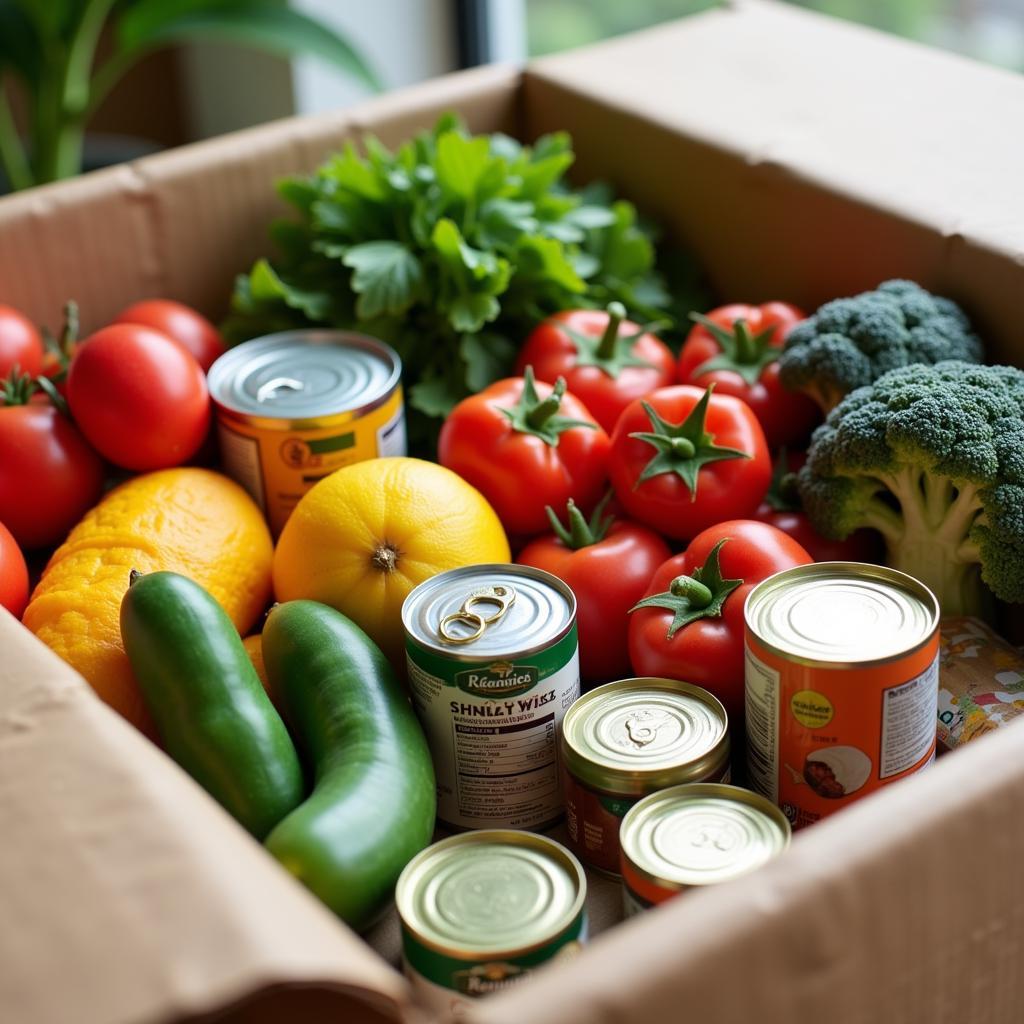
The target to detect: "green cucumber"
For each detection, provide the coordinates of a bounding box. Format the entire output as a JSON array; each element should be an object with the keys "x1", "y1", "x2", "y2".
[
  {"x1": 261, "y1": 600, "x2": 436, "y2": 932},
  {"x1": 120, "y1": 571, "x2": 304, "y2": 839}
]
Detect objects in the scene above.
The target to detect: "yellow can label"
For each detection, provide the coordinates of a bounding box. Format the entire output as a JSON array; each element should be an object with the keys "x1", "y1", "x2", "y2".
[{"x1": 217, "y1": 387, "x2": 405, "y2": 535}]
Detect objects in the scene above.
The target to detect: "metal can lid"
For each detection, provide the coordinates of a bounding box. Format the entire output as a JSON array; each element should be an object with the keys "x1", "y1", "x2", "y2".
[
  {"x1": 396, "y1": 830, "x2": 586, "y2": 958},
  {"x1": 745, "y1": 561, "x2": 939, "y2": 666},
  {"x1": 620, "y1": 783, "x2": 790, "y2": 891},
  {"x1": 207, "y1": 330, "x2": 401, "y2": 424},
  {"x1": 402, "y1": 564, "x2": 576, "y2": 659},
  {"x1": 561, "y1": 678, "x2": 729, "y2": 795}
]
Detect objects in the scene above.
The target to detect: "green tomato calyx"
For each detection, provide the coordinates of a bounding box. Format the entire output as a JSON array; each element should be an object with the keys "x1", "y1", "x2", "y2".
[
  {"x1": 628, "y1": 384, "x2": 750, "y2": 496},
  {"x1": 629, "y1": 539, "x2": 742, "y2": 639},
  {"x1": 546, "y1": 492, "x2": 614, "y2": 550},
  {"x1": 561, "y1": 302, "x2": 669, "y2": 380},
  {"x1": 690, "y1": 312, "x2": 779, "y2": 388},
  {"x1": 501, "y1": 365, "x2": 597, "y2": 446}
]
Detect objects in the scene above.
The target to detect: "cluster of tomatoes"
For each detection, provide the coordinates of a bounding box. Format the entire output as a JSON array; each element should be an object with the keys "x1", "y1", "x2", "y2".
[
  {"x1": 0, "y1": 298, "x2": 226, "y2": 618},
  {"x1": 439, "y1": 301, "x2": 881, "y2": 722}
]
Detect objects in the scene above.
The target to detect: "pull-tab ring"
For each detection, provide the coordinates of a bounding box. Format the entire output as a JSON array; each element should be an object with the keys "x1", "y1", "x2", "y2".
[
  {"x1": 462, "y1": 585, "x2": 516, "y2": 625},
  {"x1": 256, "y1": 376, "x2": 305, "y2": 403},
  {"x1": 436, "y1": 584, "x2": 517, "y2": 645},
  {"x1": 439, "y1": 611, "x2": 487, "y2": 645}
]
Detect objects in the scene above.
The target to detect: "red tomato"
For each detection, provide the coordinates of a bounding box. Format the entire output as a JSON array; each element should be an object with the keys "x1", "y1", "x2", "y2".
[
  {"x1": 678, "y1": 302, "x2": 820, "y2": 450},
  {"x1": 518, "y1": 497, "x2": 671, "y2": 685},
  {"x1": 608, "y1": 384, "x2": 771, "y2": 541},
  {"x1": 754, "y1": 449, "x2": 883, "y2": 563},
  {"x1": 0, "y1": 382, "x2": 105, "y2": 549},
  {"x1": 629, "y1": 520, "x2": 812, "y2": 723},
  {"x1": 0, "y1": 305, "x2": 43, "y2": 379},
  {"x1": 516, "y1": 302, "x2": 675, "y2": 432},
  {"x1": 438, "y1": 368, "x2": 611, "y2": 536},
  {"x1": 113, "y1": 299, "x2": 226, "y2": 372},
  {"x1": 0, "y1": 520, "x2": 29, "y2": 617},
  {"x1": 67, "y1": 324, "x2": 211, "y2": 471}
]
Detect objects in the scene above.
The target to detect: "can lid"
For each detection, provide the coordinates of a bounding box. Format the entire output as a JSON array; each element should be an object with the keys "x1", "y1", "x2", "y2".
[
  {"x1": 745, "y1": 562, "x2": 939, "y2": 666},
  {"x1": 207, "y1": 330, "x2": 401, "y2": 422},
  {"x1": 396, "y1": 831, "x2": 586, "y2": 957},
  {"x1": 402, "y1": 564, "x2": 576, "y2": 659},
  {"x1": 562, "y1": 678, "x2": 729, "y2": 794},
  {"x1": 620, "y1": 783, "x2": 790, "y2": 890}
]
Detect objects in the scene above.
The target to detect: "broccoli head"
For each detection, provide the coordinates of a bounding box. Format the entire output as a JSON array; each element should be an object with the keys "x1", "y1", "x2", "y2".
[
  {"x1": 798, "y1": 360, "x2": 1024, "y2": 617},
  {"x1": 779, "y1": 279, "x2": 984, "y2": 413}
]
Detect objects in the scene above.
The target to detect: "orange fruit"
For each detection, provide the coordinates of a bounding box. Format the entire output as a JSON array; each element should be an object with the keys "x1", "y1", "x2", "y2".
[
  {"x1": 242, "y1": 633, "x2": 274, "y2": 704},
  {"x1": 273, "y1": 457, "x2": 510, "y2": 666},
  {"x1": 23, "y1": 468, "x2": 272, "y2": 734}
]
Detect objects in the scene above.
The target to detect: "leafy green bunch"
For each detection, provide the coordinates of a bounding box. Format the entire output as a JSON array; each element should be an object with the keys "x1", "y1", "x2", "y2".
[{"x1": 227, "y1": 114, "x2": 693, "y2": 448}]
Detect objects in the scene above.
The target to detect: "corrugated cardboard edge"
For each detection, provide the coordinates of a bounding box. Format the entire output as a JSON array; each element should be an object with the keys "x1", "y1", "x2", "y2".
[
  {"x1": 470, "y1": 721, "x2": 1024, "y2": 1023},
  {"x1": 0, "y1": 62, "x2": 522, "y2": 335},
  {"x1": 0, "y1": 609, "x2": 420, "y2": 1024},
  {"x1": 2, "y1": 5, "x2": 1024, "y2": 1023},
  {"x1": 523, "y1": 0, "x2": 1024, "y2": 362}
]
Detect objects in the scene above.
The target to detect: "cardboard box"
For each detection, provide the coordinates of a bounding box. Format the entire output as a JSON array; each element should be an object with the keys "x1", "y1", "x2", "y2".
[{"x1": 3, "y1": 3, "x2": 1024, "y2": 1022}]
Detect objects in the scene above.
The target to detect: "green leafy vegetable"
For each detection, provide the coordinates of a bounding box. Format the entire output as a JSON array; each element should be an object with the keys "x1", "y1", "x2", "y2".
[{"x1": 226, "y1": 115, "x2": 702, "y2": 452}]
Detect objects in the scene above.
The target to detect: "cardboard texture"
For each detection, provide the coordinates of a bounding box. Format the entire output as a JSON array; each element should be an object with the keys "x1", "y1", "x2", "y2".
[{"x1": 2, "y1": 2, "x2": 1024, "y2": 1021}]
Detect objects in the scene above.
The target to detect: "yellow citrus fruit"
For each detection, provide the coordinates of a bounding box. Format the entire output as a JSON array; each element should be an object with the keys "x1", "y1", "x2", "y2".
[
  {"x1": 273, "y1": 457, "x2": 510, "y2": 666},
  {"x1": 23, "y1": 468, "x2": 273, "y2": 735}
]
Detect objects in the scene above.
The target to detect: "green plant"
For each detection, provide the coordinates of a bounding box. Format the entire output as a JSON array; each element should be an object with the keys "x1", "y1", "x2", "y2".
[
  {"x1": 0, "y1": 0, "x2": 380, "y2": 189},
  {"x1": 798, "y1": 360, "x2": 1024, "y2": 617},
  {"x1": 227, "y1": 114, "x2": 704, "y2": 451}
]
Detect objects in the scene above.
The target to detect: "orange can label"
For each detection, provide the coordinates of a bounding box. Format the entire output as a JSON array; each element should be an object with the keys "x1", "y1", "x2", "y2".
[
  {"x1": 217, "y1": 386, "x2": 405, "y2": 535},
  {"x1": 745, "y1": 633, "x2": 939, "y2": 830}
]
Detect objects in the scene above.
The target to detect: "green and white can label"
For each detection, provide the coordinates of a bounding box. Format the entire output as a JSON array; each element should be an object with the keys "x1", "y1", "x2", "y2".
[
  {"x1": 402, "y1": 912, "x2": 587, "y2": 1009},
  {"x1": 403, "y1": 565, "x2": 580, "y2": 830},
  {"x1": 396, "y1": 830, "x2": 588, "y2": 1014}
]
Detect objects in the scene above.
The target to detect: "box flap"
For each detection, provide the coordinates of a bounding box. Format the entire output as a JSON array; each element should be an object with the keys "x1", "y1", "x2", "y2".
[
  {"x1": 469, "y1": 719, "x2": 1024, "y2": 1024},
  {"x1": 523, "y1": 0, "x2": 1024, "y2": 361},
  {"x1": 0, "y1": 610, "x2": 418, "y2": 1024}
]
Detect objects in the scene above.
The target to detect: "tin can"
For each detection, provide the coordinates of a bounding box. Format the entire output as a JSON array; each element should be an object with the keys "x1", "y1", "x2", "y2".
[
  {"x1": 396, "y1": 830, "x2": 587, "y2": 1012},
  {"x1": 207, "y1": 330, "x2": 405, "y2": 534},
  {"x1": 619, "y1": 783, "x2": 790, "y2": 916},
  {"x1": 561, "y1": 677, "x2": 730, "y2": 874},
  {"x1": 744, "y1": 562, "x2": 940, "y2": 830},
  {"x1": 402, "y1": 564, "x2": 580, "y2": 831}
]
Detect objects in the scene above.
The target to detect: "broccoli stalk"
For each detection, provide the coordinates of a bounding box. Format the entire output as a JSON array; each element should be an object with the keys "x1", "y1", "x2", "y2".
[
  {"x1": 846, "y1": 468, "x2": 987, "y2": 616},
  {"x1": 798, "y1": 361, "x2": 1024, "y2": 618}
]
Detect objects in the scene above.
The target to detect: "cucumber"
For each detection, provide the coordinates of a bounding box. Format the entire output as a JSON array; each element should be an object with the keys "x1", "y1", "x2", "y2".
[
  {"x1": 261, "y1": 600, "x2": 436, "y2": 932},
  {"x1": 120, "y1": 571, "x2": 304, "y2": 839}
]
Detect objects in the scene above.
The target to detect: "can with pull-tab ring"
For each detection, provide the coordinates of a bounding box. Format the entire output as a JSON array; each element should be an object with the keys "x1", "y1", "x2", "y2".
[
  {"x1": 207, "y1": 329, "x2": 405, "y2": 534},
  {"x1": 402, "y1": 564, "x2": 580, "y2": 831}
]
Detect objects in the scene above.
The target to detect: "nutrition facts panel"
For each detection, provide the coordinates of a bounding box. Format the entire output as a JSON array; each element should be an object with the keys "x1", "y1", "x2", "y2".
[
  {"x1": 745, "y1": 647, "x2": 780, "y2": 803},
  {"x1": 454, "y1": 713, "x2": 559, "y2": 828},
  {"x1": 880, "y1": 657, "x2": 939, "y2": 778}
]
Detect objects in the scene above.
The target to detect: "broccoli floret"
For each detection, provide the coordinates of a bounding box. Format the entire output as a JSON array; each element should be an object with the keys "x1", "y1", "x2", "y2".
[
  {"x1": 798, "y1": 360, "x2": 1024, "y2": 616},
  {"x1": 779, "y1": 280, "x2": 984, "y2": 413}
]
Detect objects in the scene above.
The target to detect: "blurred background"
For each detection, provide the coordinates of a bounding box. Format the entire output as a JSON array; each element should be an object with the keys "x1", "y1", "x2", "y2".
[{"x1": 0, "y1": 0, "x2": 1021, "y2": 191}]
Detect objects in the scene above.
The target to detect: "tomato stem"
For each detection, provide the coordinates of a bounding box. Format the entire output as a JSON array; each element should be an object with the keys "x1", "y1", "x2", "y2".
[
  {"x1": 630, "y1": 539, "x2": 742, "y2": 639},
  {"x1": 669, "y1": 575, "x2": 712, "y2": 608},
  {"x1": 546, "y1": 492, "x2": 614, "y2": 549},
  {"x1": 595, "y1": 302, "x2": 627, "y2": 361},
  {"x1": 501, "y1": 366, "x2": 597, "y2": 446},
  {"x1": 526, "y1": 377, "x2": 567, "y2": 429},
  {"x1": 689, "y1": 312, "x2": 779, "y2": 388},
  {"x1": 628, "y1": 384, "x2": 750, "y2": 496}
]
